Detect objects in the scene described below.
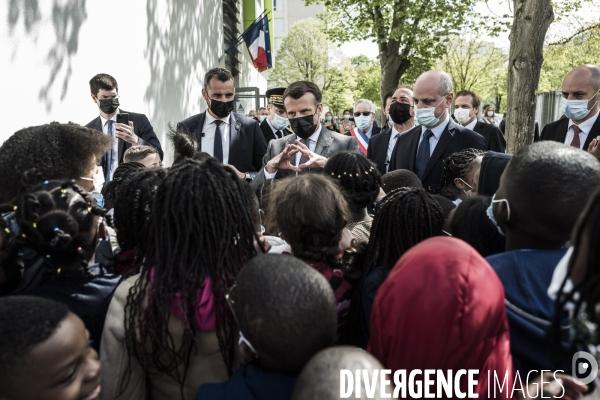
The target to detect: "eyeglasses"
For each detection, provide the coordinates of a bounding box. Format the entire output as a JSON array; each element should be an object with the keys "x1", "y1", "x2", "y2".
[
  {"x1": 225, "y1": 284, "x2": 259, "y2": 357},
  {"x1": 353, "y1": 111, "x2": 373, "y2": 117}
]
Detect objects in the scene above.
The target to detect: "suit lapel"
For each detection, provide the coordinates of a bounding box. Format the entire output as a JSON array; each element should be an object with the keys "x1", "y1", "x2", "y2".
[
  {"x1": 585, "y1": 114, "x2": 600, "y2": 149},
  {"x1": 405, "y1": 126, "x2": 421, "y2": 170},
  {"x1": 421, "y1": 122, "x2": 455, "y2": 181},
  {"x1": 196, "y1": 112, "x2": 207, "y2": 151},
  {"x1": 314, "y1": 128, "x2": 333, "y2": 155},
  {"x1": 229, "y1": 113, "x2": 240, "y2": 161},
  {"x1": 557, "y1": 118, "x2": 569, "y2": 144}
]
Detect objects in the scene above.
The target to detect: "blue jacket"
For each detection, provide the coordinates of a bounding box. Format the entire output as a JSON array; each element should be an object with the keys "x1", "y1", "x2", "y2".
[
  {"x1": 486, "y1": 248, "x2": 569, "y2": 376},
  {"x1": 195, "y1": 362, "x2": 297, "y2": 400}
]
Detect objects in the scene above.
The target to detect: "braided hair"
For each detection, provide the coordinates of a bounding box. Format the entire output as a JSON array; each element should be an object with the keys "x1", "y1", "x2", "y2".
[
  {"x1": 0, "y1": 178, "x2": 107, "y2": 277},
  {"x1": 550, "y1": 187, "x2": 600, "y2": 366},
  {"x1": 112, "y1": 168, "x2": 168, "y2": 276},
  {"x1": 323, "y1": 152, "x2": 382, "y2": 217},
  {"x1": 168, "y1": 127, "x2": 211, "y2": 165},
  {"x1": 342, "y1": 187, "x2": 444, "y2": 347},
  {"x1": 122, "y1": 159, "x2": 259, "y2": 393},
  {"x1": 437, "y1": 148, "x2": 484, "y2": 201},
  {"x1": 101, "y1": 162, "x2": 146, "y2": 205}
]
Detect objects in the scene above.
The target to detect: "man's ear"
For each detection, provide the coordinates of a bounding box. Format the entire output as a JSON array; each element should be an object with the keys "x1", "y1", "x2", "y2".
[
  {"x1": 238, "y1": 341, "x2": 257, "y2": 363},
  {"x1": 453, "y1": 178, "x2": 467, "y2": 191},
  {"x1": 91, "y1": 93, "x2": 97, "y2": 104},
  {"x1": 494, "y1": 201, "x2": 510, "y2": 229}
]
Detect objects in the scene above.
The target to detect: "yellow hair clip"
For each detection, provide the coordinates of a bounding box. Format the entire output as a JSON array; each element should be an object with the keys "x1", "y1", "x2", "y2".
[{"x1": 32, "y1": 223, "x2": 37, "y2": 228}]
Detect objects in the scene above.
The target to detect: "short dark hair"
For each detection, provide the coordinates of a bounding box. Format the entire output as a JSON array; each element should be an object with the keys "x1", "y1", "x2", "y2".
[
  {"x1": 258, "y1": 107, "x2": 266, "y2": 112},
  {"x1": 451, "y1": 196, "x2": 505, "y2": 257},
  {"x1": 0, "y1": 296, "x2": 70, "y2": 387},
  {"x1": 101, "y1": 162, "x2": 146, "y2": 203},
  {"x1": 89, "y1": 73, "x2": 118, "y2": 95},
  {"x1": 0, "y1": 123, "x2": 111, "y2": 203},
  {"x1": 168, "y1": 127, "x2": 211, "y2": 165},
  {"x1": 382, "y1": 90, "x2": 396, "y2": 110},
  {"x1": 123, "y1": 146, "x2": 159, "y2": 163},
  {"x1": 455, "y1": 90, "x2": 481, "y2": 109},
  {"x1": 381, "y1": 169, "x2": 423, "y2": 192},
  {"x1": 283, "y1": 81, "x2": 322, "y2": 106},
  {"x1": 431, "y1": 194, "x2": 456, "y2": 219},
  {"x1": 236, "y1": 254, "x2": 337, "y2": 372},
  {"x1": 203, "y1": 67, "x2": 234, "y2": 90}
]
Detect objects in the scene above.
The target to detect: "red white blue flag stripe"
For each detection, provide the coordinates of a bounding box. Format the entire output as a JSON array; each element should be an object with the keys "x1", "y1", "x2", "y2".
[
  {"x1": 350, "y1": 128, "x2": 370, "y2": 155},
  {"x1": 242, "y1": 15, "x2": 272, "y2": 72}
]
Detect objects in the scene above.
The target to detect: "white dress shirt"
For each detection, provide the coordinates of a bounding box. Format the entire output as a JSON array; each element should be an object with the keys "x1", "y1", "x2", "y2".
[
  {"x1": 386, "y1": 124, "x2": 413, "y2": 172},
  {"x1": 419, "y1": 113, "x2": 450, "y2": 156},
  {"x1": 202, "y1": 112, "x2": 231, "y2": 164},
  {"x1": 465, "y1": 117, "x2": 478, "y2": 131},
  {"x1": 99, "y1": 109, "x2": 120, "y2": 179},
  {"x1": 565, "y1": 110, "x2": 599, "y2": 149},
  {"x1": 264, "y1": 124, "x2": 322, "y2": 179}
]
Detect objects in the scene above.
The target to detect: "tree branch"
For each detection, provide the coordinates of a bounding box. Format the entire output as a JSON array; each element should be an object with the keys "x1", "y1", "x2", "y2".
[{"x1": 548, "y1": 22, "x2": 600, "y2": 46}]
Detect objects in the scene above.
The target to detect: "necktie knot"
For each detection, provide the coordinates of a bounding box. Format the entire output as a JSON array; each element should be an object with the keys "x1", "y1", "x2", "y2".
[
  {"x1": 423, "y1": 129, "x2": 434, "y2": 140},
  {"x1": 214, "y1": 120, "x2": 223, "y2": 127},
  {"x1": 572, "y1": 124, "x2": 582, "y2": 135}
]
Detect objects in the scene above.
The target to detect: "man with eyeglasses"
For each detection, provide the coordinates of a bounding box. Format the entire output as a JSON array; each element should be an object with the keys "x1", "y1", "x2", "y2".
[
  {"x1": 345, "y1": 99, "x2": 380, "y2": 155},
  {"x1": 388, "y1": 70, "x2": 486, "y2": 192},
  {"x1": 85, "y1": 74, "x2": 163, "y2": 183}
]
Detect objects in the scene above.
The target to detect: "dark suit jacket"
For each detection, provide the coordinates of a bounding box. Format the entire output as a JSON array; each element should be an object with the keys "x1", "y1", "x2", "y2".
[
  {"x1": 344, "y1": 125, "x2": 381, "y2": 138},
  {"x1": 251, "y1": 127, "x2": 360, "y2": 188},
  {"x1": 367, "y1": 127, "x2": 391, "y2": 174},
  {"x1": 259, "y1": 118, "x2": 292, "y2": 144},
  {"x1": 539, "y1": 115, "x2": 599, "y2": 150},
  {"x1": 389, "y1": 120, "x2": 487, "y2": 192},
  {"x1": 473, "y1": 121, "x2": 506, "y2": 153},
  {"x1": 177, "y1": 111, "x2": 267, "y2": 175},
  {"x1": 86, "y1": 110, "x2": 163, "y2": 183}
]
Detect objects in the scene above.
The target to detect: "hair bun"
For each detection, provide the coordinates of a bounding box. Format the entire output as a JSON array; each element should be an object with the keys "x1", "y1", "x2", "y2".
[{"x1": 37, "y1": 211, "x2": 78, "y2": 250}]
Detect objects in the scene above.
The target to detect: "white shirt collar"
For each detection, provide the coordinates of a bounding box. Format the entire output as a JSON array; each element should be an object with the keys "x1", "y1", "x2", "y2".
[
  {"x1": 205, "y1": 110, "x2": 231, "y2": 125},
  {"x1": 393, "y1": 124, "x2": 415, "y2": 137},
  {"x1": 99, "y1": 108, "x2": 120, "y2": 126},
  {"x1": 569, "y1": 109, "x2": 600, "y2": 134},
  {"x1": 421, "y1": 112, "x2": 450, "y2": 139},
  {"x1": 465, "y1": 117, "x2": 478, "y2": 131}
]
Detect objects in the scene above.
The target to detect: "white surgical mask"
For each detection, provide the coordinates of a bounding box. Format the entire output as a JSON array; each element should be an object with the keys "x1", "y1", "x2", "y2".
[
  {"x1": 271, "y1": 114, "x2": 289, "y2": 131},
  {"x1": 344, "y1": 114, "x2": 352, "y2": 120},
  {"x1": 355, "y1": 115, "x2": 372, "y2": 130},
  {"x1": 259, "y1": 115, "x2": 267, "y2": 122},
  {"x1": 562, "y1": 89, "x2": 600, "y2": 121},
  {"x1": 487, "y1": 111, "x2": 495, "y2": 118},
  {"x1": 415, "y1": 97, "x2": 446, "y2": 127},
  {"x1": 454, "y1": 108, "x2": 472, "y2": 125}
]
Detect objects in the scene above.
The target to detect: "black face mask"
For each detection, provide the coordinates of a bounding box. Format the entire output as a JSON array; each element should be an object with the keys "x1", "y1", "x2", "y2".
[
  {"x1": 389, "y1": 102, "x2": 412, "y2": 124},
  {"x1": 97, "y1": 97, "x2": 119, "y2": 114},
  {"x1": 208, "y1": 98, "x2": 234, "y2": 119},
  {"x1": 289, "y1": 113, "x2": 317, "y2": 139}
]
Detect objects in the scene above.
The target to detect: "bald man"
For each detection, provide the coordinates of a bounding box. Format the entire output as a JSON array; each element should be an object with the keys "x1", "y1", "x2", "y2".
[
  {"x1": 389, "y1": 70, "x2": 486, "y2": 192},
  {"x1": 540, "y1": 64, "x2": 600, "y2": 151}
]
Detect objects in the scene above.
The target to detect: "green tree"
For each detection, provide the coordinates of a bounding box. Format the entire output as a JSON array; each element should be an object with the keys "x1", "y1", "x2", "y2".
[
  {"x1": 308, "y1": 0, "x2": 478, "y2": 104},
  {"x1": 323, "y1": 63, "x2": 357, "y2": 116},
  {"x1": 351, "y1": 55, "x2": 381, "y2": 106}
]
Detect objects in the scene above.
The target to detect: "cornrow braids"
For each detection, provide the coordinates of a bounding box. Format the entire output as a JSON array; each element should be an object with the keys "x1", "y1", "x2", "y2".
[
  {"x1": 122, "y1": 159, "x2": 260, "y2": 394},
  {"x1": 550, "y1": 187, "x2": 600, "y2": 367},
  {"x1": 101, "y1": 162, "x2": 146, "y2": 204},
  {"x1": 323, "y1": 151, "x2": 382, "y2": 216},
  {"x1": 341, "y1": 187, "x2": 444, "y2": 347},
  {"x1": 437, "y1": 148, "x2": 484, "y2": 200},
  {"x1": 0, "y1": 180, "x2": 107, "y2": 277}
]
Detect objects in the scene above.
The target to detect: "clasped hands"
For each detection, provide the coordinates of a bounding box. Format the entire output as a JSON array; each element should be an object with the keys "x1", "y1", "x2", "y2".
[{"x1": 265, "y1": 140, "x2": 328, "y2": 174}]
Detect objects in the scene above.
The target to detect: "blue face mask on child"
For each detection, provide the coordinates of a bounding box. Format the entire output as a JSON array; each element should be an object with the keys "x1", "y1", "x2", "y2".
[{"x1": 486, "y1": 193, "x2": 510, "y2": 237}]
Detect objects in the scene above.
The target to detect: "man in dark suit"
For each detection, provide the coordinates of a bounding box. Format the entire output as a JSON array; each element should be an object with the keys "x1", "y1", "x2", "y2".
[
  {"x1": 368, "y1": 86, "x2": 415, "y2": 174},
  {"x1": 177, "y1": 68, "x2": 267, "y2": 182},
  {"x1": 259, "y1": 87, "x2": 293, "y2": 144},
  {"x1": 252, "y1": 81, "x2": 359, "y2": 188},
  {"x1": 454, "y1": 90, "x2": 506, "y2": 152},
  {"x1": 85, "y1": 73, "x2": 163, "y2": 183},
  {"x1": 539, "y1": 64, "x2": 600, "y2": 152},
  {"x1": 345, "y1": 99, "x2": 381, "y2": 155},
  {"x1": 389, "y1": 70, "x2": 486, "y2": 192}
]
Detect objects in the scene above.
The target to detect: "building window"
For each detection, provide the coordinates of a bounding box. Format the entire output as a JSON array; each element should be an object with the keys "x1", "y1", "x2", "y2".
[
  {"x1": 274, "y1": 18, "x2": 285, "y2": 33},
  {"x1": 273, "y1": 0, "x2": 283, "y2": 11}
]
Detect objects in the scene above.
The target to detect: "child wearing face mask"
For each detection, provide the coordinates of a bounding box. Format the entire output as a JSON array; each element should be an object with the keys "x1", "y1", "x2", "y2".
[{"x1": 0, "y1": 296, "x2": 102, "y2": 400}]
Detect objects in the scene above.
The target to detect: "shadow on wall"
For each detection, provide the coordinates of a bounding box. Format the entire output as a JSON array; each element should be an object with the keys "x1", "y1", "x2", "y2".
[
  {"x1": 8, "y1": 0, "x2": 87, "y2": 113},
  {"x1": 144, "y1": 0, "x2": 221, "y2": 166}
]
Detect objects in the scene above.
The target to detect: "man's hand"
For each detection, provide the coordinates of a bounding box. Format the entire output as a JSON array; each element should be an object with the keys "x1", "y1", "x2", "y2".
[
  {"x1": 115, "y1": 121, "x2": 139, "y2": 145},
  {"x1": 224, "y1": 164, "x2": 245, "y2": 180},
  {"x1": 294, "y1": 140, "x2": 328, "y2": 170},
  {"x1": 588, "y1": 137, "x2": 600, "y2": 160},
  {"x1": 265, "y1": 144, "x2": 301, "y2": 174}
]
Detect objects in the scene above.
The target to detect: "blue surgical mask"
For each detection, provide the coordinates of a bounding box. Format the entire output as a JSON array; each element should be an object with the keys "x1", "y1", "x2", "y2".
[
  {"x1": 562, "y1": 90, "x2": 600, "y2": 121},
  {"x1": 355, "y1": 115, "x2": 372, "y2": 130},
  {"x1": 92, "y1": 192, "x2": 105, "y2": 209},
  {"x1": 486, "y1": 193, "x2": 510, "y2": 237},
  {"x1": 271, "y1": 114, "x2": 289, "y2": 131},
  {"x1": 415, "y1": 97, "x2": 446, "y2": 127},
  {"x1": 259, "y1": 115, "x2": 267, "y2": 122},
  {"x1": 326, "y1": 116, "x2": 333, "y2": 121},
  {"x1": 344, "y1": 114, "x2": 352, "y2": 120}
]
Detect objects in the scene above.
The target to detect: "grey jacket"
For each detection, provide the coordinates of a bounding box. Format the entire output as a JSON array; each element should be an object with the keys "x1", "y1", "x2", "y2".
[{"x1": 251, "y1": 127, "x2": 359, "y2": 188}]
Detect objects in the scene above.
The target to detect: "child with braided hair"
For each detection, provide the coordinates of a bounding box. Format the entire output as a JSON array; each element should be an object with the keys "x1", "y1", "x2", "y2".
[
  {"x1": 342, "y1": 187, "x2": 444, "y2": 348},
  {"x1": 323, "y1": 151, "x2": 382, "y2": 242},
  {"x1": 437, "y1": 148, "x2": 485, "y2": 203},
  {"x1": 0, "y1": 179, "x2": 120, "y2": 351},
  {"x1": 100, "y1": 158, "x2": 261, "y2": 400}
]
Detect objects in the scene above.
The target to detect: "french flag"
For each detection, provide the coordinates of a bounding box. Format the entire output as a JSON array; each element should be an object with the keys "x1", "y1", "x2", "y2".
[{"x1": 243, "y1": 15, "x2": 272, "y2": 72}]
